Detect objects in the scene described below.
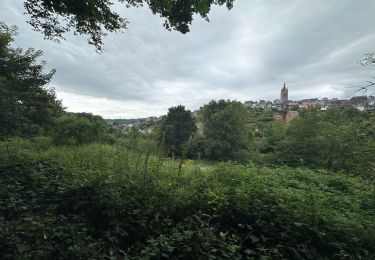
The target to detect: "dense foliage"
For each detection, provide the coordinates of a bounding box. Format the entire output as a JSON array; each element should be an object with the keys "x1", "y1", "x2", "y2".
[
  {"x1": 1, "y1": 139, "x2": 374, "y2": 259},
  {"x1": 247, "y1": 107, "x2": 375, "y2": 177},
  {"x1": 153, "y1": 101, "x2": 375, "y2": 178},
  {"x1": 51, "y1": 113, "x2": 109, "y2": 145},
  {"x1": 0, "y1": 22, "x2": 64, "y2": 138},
  {"x1": 185, "y1": 100, "x2": 251, "y2": 163}
]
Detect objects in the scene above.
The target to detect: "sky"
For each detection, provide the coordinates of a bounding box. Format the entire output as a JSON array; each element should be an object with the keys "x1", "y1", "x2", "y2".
[{"x1": 1, "y1": 0, "x2": 375, "y2": 118}]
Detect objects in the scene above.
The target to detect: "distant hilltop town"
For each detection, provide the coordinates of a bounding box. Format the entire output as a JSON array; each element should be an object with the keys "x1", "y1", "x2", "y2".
[
  {"x1": 244, "y1": 83, "x2": 375, "y2": 111},
  {"x1": 109, "y1": 84, "x2": 374, "y2": 134}
]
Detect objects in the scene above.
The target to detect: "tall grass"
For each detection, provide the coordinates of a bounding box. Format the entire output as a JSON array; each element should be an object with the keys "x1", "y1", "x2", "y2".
[{"x1": 0, "y1": 138, "x2": 374, "y2": 259}]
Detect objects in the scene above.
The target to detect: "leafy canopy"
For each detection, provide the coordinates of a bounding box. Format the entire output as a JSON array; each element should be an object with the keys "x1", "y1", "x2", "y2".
[
  {"x1": 0, "y1": 22, "x2": 64, "y2": 138},
  {"x1": 23, "y1": 0, "x2": 235, "y2": 51}
]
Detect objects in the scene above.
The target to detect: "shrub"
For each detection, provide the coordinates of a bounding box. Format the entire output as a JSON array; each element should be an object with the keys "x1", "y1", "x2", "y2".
[{"x1": 51, "y1": 113, "x2": 107, "y2": 145}]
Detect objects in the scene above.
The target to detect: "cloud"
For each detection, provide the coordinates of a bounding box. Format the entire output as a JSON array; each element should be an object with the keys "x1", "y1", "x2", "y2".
[{"x1": 1, "y1": 0, "x2": 375, "y2": 118}]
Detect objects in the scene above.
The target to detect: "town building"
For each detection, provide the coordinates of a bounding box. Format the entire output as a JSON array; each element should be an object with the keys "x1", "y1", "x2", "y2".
[
  {"x1": 244, "y1": 84, "x2": 375, "y2": 112},
  {"x1": 285, "y1": 111, "x2": 299, "y2": 123}
]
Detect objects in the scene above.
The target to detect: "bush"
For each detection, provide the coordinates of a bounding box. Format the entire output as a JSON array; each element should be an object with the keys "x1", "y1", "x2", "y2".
[
  {"x1": 231, "y1": 149, "x2": 250, "y2": 164},
  {"x1": 51, "y1": 113, "x2": 107, "y2": 145}
]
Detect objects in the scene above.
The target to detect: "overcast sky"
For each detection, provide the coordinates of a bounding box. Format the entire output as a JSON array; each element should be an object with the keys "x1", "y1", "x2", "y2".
[{"x1": 1, "y1": 0, "x2": 375, "y2": 118}]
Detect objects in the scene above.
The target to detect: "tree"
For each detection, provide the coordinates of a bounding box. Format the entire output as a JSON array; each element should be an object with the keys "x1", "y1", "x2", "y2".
[
  {"x1": 158, "y1": 105, "x2": 196, "y2": 157},
  {"x1": 276, "y1": 109, "x2": 322, "y2": 167},
  {"x1": 321, "y1": 107, "x2": 375, "y2": 176},
  {"x1": 202, "y1": 100, "x2": 250, "y2": 163},
  {"x1": 277, "y1": 107, "x2": 375, "y2": 176},
  {"x1": 0, "y1": 22, "x2": 64, "y2": 138},
  {"x1": 262, "y1": 120, "x2": 286, "y2": 153},
  {"x1": 51, "y1": 113, "x2": 108, "y2": 145},
  {"x1": 23, "y1": 0, "x2": 235, "y2": 51},
  {"x1": 355, "y1": 53, "x2": 375, "y2": 94}
]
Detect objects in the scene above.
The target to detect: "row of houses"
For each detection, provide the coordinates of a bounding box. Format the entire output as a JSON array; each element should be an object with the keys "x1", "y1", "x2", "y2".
[{"x1": 244, "y1": 96, "x2": 375, "y2": 111}]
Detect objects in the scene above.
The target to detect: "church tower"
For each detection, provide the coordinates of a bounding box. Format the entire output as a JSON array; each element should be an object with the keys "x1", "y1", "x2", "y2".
[{"x1": 280, "y1": 83, "x2": 288, "y2": 104}]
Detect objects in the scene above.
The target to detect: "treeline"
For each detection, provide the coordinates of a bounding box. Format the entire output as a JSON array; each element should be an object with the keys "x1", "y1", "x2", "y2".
[
  {"x1": 243, "y1": 107, "x2": 374, "y2": 177},
  {"x1": 274, "y1": 108, "x2": 375, "y2": 176},
  {"x1": 154, "y1": 102, "x2": 374, "y2": 177},
  {"x1": 157, "y1": 101, "x2": 251, "y2": 163}
]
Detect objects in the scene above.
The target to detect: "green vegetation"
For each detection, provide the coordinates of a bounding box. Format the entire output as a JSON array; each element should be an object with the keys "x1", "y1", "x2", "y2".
[
  {"x1": 257, "y1": 107, "x2": 375, "y2": 176},
  {"x1": 1, "y1": 139, "x2": 374, "y2": 259},
  {"x1": 51, "y1": 113, "x2": 108, "y2": 146},
  {"x1": 158, "y1": 105, "x2": 196, "y2": 157},
  {"x1": 184, "y1": 100, "x2": 252, "y2": 163},
  {"x1": 0, "y1": 22, "x2": 64, "y2": 138},
  {"x1": 202, "y1": 100, "x2": 251, "y2": 162}
]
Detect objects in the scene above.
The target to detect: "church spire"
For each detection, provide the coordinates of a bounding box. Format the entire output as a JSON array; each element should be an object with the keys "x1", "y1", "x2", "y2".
[{"x1": 281, "y1": 83, "x2": 288, "y2": 104}]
